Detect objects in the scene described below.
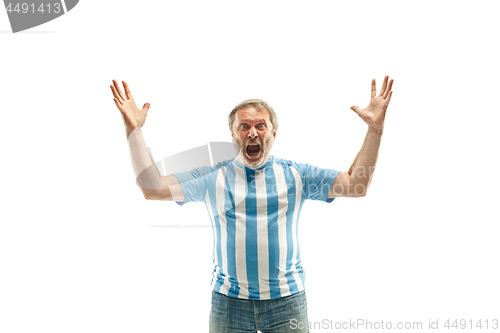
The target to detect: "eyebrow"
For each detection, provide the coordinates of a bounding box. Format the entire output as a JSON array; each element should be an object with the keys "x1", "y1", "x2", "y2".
[{"x1": 238, "y1": 119, "x2": 268, "y2": 123}]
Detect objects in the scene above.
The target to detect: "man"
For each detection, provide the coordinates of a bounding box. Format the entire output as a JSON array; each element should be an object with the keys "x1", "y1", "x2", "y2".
[{"x1": 110, "y1": 76, "x2": 394, "y2": 333}]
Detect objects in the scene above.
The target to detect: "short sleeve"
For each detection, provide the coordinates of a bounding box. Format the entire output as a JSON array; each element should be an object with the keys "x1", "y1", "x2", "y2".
[
  {"x1": 290, "y1": 161, "x2": 341, "y2": 203},
  {"x1": 172, "y1": 159, "x2": 234, "y2": 206},
  {"x1": 172, "y1": 165, "x2": 212, "y2": 205}
]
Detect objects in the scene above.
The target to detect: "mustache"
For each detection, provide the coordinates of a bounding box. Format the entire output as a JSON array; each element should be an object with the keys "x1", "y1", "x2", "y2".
[{"x1": 245, "y1": 139, "x2": 262, "y2": 145}]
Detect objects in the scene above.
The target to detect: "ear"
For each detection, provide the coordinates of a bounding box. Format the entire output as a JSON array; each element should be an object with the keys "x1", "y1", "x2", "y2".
[{"x1": 272, "y1": 129, "x2": 277, "y2": 138}]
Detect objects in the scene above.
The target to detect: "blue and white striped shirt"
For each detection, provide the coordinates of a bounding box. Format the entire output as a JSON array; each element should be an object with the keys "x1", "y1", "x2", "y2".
[{"x1": 173, "y1": 155, "x2": 340, "y2": 300}]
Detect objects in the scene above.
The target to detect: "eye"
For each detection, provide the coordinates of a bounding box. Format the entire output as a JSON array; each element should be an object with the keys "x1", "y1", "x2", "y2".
[
  {"x1": 241, "y1": 124, "x2": 248, "y2": 129},
  {"x1": 258, "y1": 124, "x2": 265, "y2": 129}
]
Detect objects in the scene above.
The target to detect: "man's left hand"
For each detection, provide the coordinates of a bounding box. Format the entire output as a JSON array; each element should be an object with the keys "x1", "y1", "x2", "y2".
[{"x1": 350, "y1": 75, "x2": 394, "y2": 131}]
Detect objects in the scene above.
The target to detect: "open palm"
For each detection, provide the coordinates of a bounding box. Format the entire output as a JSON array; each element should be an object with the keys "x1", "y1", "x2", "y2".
[
  {"x1": 351, "y1": 76, "x2": 394, "y2": 130},
  {"x1": 111, "y1": 80, "x2": 150, "y2": 134}
]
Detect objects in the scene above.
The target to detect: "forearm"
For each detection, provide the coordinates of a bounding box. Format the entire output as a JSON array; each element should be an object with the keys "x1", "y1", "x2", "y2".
[
  {"x1": 347, "y1": 127, "x2": 383, "y2": 192},
  {"x1": 127, "y1": 125, "x2": 167, "y2": 195}
]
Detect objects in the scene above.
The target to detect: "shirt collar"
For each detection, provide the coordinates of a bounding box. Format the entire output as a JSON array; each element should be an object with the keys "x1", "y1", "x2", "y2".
[{"x1": 233, "y1": 155, "x2": 274, "y2": 171}]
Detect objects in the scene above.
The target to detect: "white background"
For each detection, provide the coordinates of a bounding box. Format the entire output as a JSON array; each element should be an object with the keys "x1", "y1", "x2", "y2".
[{"x1": 1, "y1": 1, "x2": 499, "y2": 332}]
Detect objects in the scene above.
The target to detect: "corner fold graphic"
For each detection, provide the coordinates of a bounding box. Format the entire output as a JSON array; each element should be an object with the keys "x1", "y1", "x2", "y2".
[
  {"x1": 64, "y1": 0, "x2": 77, "y2": 11},
  {"x1": 3, "y1": 0, "x2": 79, "y2": 33}
]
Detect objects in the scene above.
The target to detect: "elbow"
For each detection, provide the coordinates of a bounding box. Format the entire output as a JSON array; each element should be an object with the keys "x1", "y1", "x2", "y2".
[
  {"x1": 352, "y1": 190, "x2": 367, "y2": 198},
  {"x1": 357, "y1": 190, "x2": 367, "y2": 198},
  {"x1": 358, "y1": 184, "x2": 370, "y2": 197},
  {"x1": 349, "y1": 180, "x2": 369, "y2": 197},
  {"x1": 141, "y1": 188, "x2": 154, "y2": 200},
  {"x1": 141, "y1": 187, "x2": 171, "y2": 201}
]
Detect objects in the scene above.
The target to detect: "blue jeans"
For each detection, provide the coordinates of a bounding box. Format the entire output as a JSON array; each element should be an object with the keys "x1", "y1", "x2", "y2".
[{"x1": 209, "y1": 289, "x2": 309, "y2": 333}]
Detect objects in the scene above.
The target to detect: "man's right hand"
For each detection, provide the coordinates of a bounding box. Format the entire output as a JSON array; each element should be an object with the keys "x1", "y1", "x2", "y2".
[{"x1": 110, "y1": 79, "x2": 151, "y2": 138}]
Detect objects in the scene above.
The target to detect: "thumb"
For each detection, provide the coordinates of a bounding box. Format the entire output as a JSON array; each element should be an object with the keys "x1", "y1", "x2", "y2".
[
  {"x1": 350, "y1": 106, "x2": 363, "y2": 115},
  {"x1": 143, "y1": 103, "x2": 151, "y2": 113}
]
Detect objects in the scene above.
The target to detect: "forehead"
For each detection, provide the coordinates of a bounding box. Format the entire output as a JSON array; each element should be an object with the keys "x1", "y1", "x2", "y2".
[{"x1": 235, "y1": 106, "x2": 271, "y2": 123}]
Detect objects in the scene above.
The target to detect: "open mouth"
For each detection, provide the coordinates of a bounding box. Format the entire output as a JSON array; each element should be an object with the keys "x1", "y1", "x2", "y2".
[{"x1": 246, "y1": 143, "x2": 261, "y2": 157}]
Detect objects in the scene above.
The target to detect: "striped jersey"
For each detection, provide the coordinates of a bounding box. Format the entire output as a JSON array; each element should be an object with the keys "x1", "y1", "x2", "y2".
[{"x1": 173, "y1": 155, "x2": 340, "y2": 300}]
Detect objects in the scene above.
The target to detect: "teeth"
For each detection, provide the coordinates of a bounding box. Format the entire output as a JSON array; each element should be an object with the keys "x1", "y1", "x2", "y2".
[{"x1": 248, "y1": 143, "x2": 259, "y2": 146}]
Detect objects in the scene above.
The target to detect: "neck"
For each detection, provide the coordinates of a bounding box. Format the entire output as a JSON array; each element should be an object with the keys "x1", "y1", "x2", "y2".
[{"x1": 236, "y1": 152, "x2": 271, "y2": 169}]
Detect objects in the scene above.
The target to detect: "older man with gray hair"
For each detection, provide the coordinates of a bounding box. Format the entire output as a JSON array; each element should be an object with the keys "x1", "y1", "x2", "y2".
[{"x1": 111, "y1": 75, "x2": 394, "y2": 333}]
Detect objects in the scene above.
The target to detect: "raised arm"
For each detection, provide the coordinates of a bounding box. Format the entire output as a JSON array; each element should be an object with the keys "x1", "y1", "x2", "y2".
[
  {"x1": 110, "y1": 79, "x2": 184, "y2": 201},
  {"x1": 329, "y1": 75, "x2": 394, "y2": 198}
]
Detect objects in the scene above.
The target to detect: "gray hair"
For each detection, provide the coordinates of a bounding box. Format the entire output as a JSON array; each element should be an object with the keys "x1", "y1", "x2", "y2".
[{"x1": 228, "y1": 99, "x2": 278, "y2": 134}]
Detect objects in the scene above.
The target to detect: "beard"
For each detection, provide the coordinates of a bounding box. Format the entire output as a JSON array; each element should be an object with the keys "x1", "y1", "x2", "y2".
[{"x1": 233, "y1": 133, "x2": 275, "y2": 169}]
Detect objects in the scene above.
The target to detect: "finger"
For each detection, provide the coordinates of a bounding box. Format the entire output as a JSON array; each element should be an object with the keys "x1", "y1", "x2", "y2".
[
  {"x1": 110, "y1": 85, "x2": 123, "y2": 104},
  {"x1": 386, "y1": 91, "x2": 393, "y2": 104},
  {"x1": 123, "y1": 81, "x2": 133, "y2": 100},
  {"x1": 111, "y1": 81, "x2": 124, "y2": 102},
  {"x1": 350, "y1": 105, "x2": 363, "y2": 115},
  {"x1": 371, "y1": 79, "x2": 376, "y2": 99},
  {"x1": 378, "y1": 75, "x2": 389, "y2": 97},
  {"x1": 383, "y1": 79, "x2": 394, "y2": 99},
  {"x1": 113, "y1": 98, "x2": 124, "y2": 113},
  {"x1": 112, "y1": 79, "x2": 125, "y2": 101}
]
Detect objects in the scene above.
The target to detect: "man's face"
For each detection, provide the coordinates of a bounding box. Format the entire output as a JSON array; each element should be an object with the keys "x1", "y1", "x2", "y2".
[{"x1": 232, "y1": 106, "x2": 277, "y2": 169}]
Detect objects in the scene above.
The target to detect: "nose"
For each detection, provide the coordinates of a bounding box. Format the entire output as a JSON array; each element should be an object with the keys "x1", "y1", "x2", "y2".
[{"x1": 248, "y1": 126, "x2": 258, "y2": 139}]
